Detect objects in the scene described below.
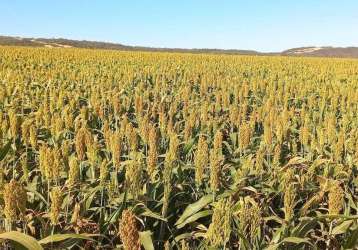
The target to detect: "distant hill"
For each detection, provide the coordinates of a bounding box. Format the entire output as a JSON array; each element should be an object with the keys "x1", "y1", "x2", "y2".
[
  {"x1": 1, "y1": 35, "x2": 358, "y2": 58},
  {"x1": 281, "y1": 46, "x2": 358, "y2": 58},
  {"x1": 0, "y1": 36, "x2": 265, "y2": 55}
]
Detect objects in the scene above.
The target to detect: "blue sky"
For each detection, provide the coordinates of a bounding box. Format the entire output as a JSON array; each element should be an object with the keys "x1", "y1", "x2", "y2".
[{"x1": 1, "y1": 0, "x2": 357, "y2": 52}]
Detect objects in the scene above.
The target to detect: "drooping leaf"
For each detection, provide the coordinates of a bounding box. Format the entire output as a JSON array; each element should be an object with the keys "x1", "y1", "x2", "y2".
[
  {"x1": 139, "y1": 231, "x2": 154, "y2": 250},
  {"x1": 292, "y1": 218, "x2": 318, "y2": 237},
  {"x1": 176, "y1": 210, "x2": 213, "y2": 229},
  {"x1": 331, "y1": 220, "x2": 353, "y2": 235},
  {"x1": 39, "y1": 233, "x2": 96, "y2": 245},
  {"x1": 283, "y1": 156, "x2": 306, "y2": 168},
  {"x1": 175, "y1": 195, "x2": 213, "y2": 226},
  {"x1": 0, "y1": 231, "x2": 43, "y2": 250},
  {"x1": 281, "y1": 237, "x2": 313, "y2": 247},
  {"x1": 141, "y1": 208, "x2": 167, "y2": 222}
]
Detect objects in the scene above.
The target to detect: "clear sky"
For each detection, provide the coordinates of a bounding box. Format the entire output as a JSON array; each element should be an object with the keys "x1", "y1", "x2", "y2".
[{"x1": 1, "y1": 0, "x2": 357, "y2": 52}]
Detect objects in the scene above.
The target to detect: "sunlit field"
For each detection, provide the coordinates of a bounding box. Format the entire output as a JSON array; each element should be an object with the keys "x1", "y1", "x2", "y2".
[{"x1": 0, "y1": 46, "x2": 358, "y2": 249}]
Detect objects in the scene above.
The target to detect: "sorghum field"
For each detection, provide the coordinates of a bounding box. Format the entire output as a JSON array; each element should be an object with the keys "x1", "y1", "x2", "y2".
[{"x1": 0, "y1": 46, "x2": 358, "y2": 249}]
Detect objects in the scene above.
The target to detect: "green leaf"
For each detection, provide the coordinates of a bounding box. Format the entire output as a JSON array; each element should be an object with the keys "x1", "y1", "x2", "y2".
[
  {"x1": 281, "y1": 237, "x2": 313, "y2": 246},
  {"x1": 175, "y1": 194, "x2": 213, "y2": 226},
  {"x1": 266, "y1": 236, "x2": 314, "y2": 250},
  {"x1": 270, "y1": 226, "x2": 284, "y2": 244},
  {"x1": 264, "y1": 216, "x2": 284, "y2": 225},
  {"x1": 25, "y1": 187, "x2": 49, "y2": 206},
  {"x1": 331, "y1": 220, "x2": 353, "y2": 235},
  {"x1": 139, "y1": 231, "x2": 154, "y2": 250},
  {"x1": 183, "y1": 138, "x2": 195, "y2": 155},
  {"x1": 84, "y1": 186, "x2": 102, "y2": 210},
  {"x1": 174, "y1": 233, "x2": 192, "y2": 242},
  {"x1": 292, "y1": 218, "x2": 318, "y2": 237},
  {"x1": 235, "y1": 231, "x2": 253, "y2": 250},
  {"x1": 141, "y1": 208, "x2": 167, "y2": 222},
  {"x1": 317, "y1": 214, "x2": 358, "y2": 220},
  {"x1": 0, "y1": 231, "x2": 43, "y2": 250},
  {"x1": 343, "y1": 226, "x2": 358, "y2": 249},
  {"x1": 38, "y1": 233, "x2": 96, "y2": 245},
  {"x1": 0, "y1": 140, "x2": 11, "y2": 161},
  {"x1": 176, "y1": 210, "x2": 213, "y2": 229}
]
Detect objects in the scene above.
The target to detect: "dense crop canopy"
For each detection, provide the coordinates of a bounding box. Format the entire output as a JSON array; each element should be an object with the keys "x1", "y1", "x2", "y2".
[{"x1": 0, "y1": 47, "x2": 357, "y2": 249}]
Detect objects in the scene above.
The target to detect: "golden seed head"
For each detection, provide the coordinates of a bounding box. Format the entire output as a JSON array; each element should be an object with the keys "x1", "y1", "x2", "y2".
[
  {"x1": 229, "y1": 105, "x2": 239, "y2": 126},
  {"x1": 87, "y1": 138, "x2": 99, "y2": 166},
  {"x1": 333, "y1": 134, "x2": 344, "y2": 163},
  {"x1": 165, "y1": 133, "x2": 179, "y2": 166},
  {"x1": 162, "y1": 133, "x2": 179, "y2": 214},
  {"x1": 63, "y1": 105, "x2": 74, "y2": 129},
  {"x1": 280, "y1": 168, "x2": 295, "y2": 190},
  {"x1": 263, "y1": 119, "x2": 272, "y2": 147},
  {"x1": 99, "y1": 159, "x2": 109, "y2": 186},
  {"x1": 39, "y1": 146, "x2": 63, "y2": 182},
  {"x1": 51, "y1": 112, "x2": 62, "y2": 135},
  {"x1": 300, "y1": 124, "x2": 310, "y2": 147},
  {"x1": 50, "y1": 186, "x2": 62, "y2": 225},
  {"x1": 75, "y1": 126, "x2": 92, "y2": 160},
  {"x1": 119, "y1": 209, "x2": 141, "y2": 250},
  {"x1": 125, "y1": 152, "x2": 143, "y2": 198},
  {"x1": 213, "y1": 129, "x2": 223, "y2": 154},
  {"x1": 8, "y1": 109, "x2": 20, "y2": 138},
  {"x1": 147, "y1": 125, "x2": 158, "y2": 182},
  {"x1": 209, "y1": 147, "x2": 222, "y2": 191},
  {"x1": 103, "y1": 120, "x2": 112, "y2": 150},
  {"x1": 206, "y1": 198, "x2": 232, "y2": 247},
  {"x1": 238, "y1": 197, "x2": 262, "y2": 241},
  {"x1": 273, "y1": 144, "x2": 281, "y2": 166},
  {"x1": 70, "y1": 202, "x2": 81, "y2": 224},
  {"x1": 138, "y1": 114, "x2": 150, "y2": 144},
  {"x1": 61, "y1": 140, "x2": 72, "y2": 161},
  {"x1": 255, "y1": 145, "x2": 265, "y2": 172},
  {"x1": 194, "y1": 135, "x2": 208, "y2": 186},
  {"x1": 68, "y1": 156, "x2": 79, "y2": 187},
  {"x1": 111, "y1": 131, "x2": 122, "y2": 169},
  {"x1": 284, "y1": 184, "x2": 296, "y2": 221},
  {"x1": 328, "y1": 181, "x2": 344, "y2": 215},
  {"x1": 121, "y1": 115, "x2": 129, "y2": 135},
  {"x1": 39, "y1": 146, "x2": 48, "y2": 179},
  {"x1": 184, "y1": 112, "x2": 195, "y2": 141},
  {"x1": 52, "y1": 147, "x2": 62, "y2": 182},
  {"x1": 134, "y1": 95, "x2": 143, "y2": 116},
  {"x1": 29, "y1": 124, "x2": 37, "y2": 148},
  {"x1": 275, "y1": 121, "x2": 284, "y2": 144},
  {"x1": 21, "y1": 155, "x2": 29, "y2": 181},
  {"x1": 239, "y1": 122, "x2": 251, "y2": 151},
  {"x1": 126, "y1": 123, "x2": 138, "y2": 152},
  {"x1": 3, "y1": 179, "x2": 27, "y2": 221},
  {"x1": 167, "y1": 116, "x2": 174, "y2": 135}
]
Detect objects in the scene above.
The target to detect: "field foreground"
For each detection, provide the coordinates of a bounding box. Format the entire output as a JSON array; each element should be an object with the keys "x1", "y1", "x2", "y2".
[{"x1": 0, "y1": 47, "x2": 358, "y2": 249}]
